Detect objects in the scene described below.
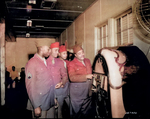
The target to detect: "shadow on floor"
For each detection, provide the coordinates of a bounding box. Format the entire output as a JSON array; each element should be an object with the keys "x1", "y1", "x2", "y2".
[
  {"x1": 1, "y1": 81, "x2": 32, "y2": 119},
  {"x1": 0, "y1": 105, "x2": 32, "y2": 119}
]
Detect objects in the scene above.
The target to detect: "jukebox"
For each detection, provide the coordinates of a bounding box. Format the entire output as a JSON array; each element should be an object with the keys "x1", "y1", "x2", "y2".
[{"x1": 92, "y1": 46, "x2": 150, "y2": 118}]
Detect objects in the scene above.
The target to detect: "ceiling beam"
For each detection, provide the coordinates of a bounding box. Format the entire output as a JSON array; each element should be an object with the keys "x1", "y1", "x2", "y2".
[
  {"x1": 13, "y1": 25, "x2": 66, "y2": 29},
  {"x1": 15, "y1": 31, "x2": 61, "y2": 34},
  {"x1": 16, "y1": 34, "x2": 58, "y2": 38},
  {"x1": 7, "y1": 7, "x2": 83, "y2": 13},
  {"x1": 12, "y1": 18, "x2": 73, "y2": 22}
]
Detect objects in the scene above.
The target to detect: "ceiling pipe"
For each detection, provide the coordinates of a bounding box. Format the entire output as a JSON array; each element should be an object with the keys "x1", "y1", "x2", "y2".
[
  {"x1": 15, "y1": 31, "x2": 61, "y2": 34},
  {"x1": 12, "y1": 18, "x2": 73, "y2": 22},
  {"x1": 13, "y1": 25, "x2": 66, "y2": 29},
  {"x1": 7, "y1": 7, "x2": 83, "y2": 13}
]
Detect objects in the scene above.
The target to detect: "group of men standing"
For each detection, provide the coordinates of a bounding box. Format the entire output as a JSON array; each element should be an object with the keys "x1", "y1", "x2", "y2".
[{"x1": 25, "y1": 39, "x2": 94, "y2": 118}]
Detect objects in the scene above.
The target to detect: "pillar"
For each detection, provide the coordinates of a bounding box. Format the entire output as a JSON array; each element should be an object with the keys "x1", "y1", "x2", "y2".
[{"x1": 0, "y1": 20, "x2": 5, "y2": 105}]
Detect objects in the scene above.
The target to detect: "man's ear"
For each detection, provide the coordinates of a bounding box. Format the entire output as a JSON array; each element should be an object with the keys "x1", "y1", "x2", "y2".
[
  {"x1": 49, "y1": 49, "x2": 52, "y2": 54},
  {"x1": 37, "y1": 46, "x2": 42, "y2": 53}
]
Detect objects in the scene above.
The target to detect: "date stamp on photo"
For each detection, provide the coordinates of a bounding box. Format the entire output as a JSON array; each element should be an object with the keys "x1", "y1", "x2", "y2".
[{"x1": 126, "y1": 112, "x2": 137, "y2": 114}]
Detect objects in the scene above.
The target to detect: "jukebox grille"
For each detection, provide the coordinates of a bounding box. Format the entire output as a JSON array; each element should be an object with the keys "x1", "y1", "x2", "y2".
[{"x1": 135, "y1": 0, "x2": 150, "y2": 33}]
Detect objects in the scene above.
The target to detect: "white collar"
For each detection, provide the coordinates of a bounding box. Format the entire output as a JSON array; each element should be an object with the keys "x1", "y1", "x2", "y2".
[{"x1": 36, "y1": 53, "x2": 47, "y2": 66}]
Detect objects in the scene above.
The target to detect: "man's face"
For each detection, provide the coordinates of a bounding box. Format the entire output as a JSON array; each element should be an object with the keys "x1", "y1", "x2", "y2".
[
  {"x1": 50, "y1": 48, "x2": 59, "y2": 58},
  {"x1": 42, "y1": 46, "x2": 50, "y2": 58},
  {"x1": 59, "y1": 51, "x2": 67, "y2": 60},
  {"x1": 75, "y1": 49, "x2": 85, "y2": 61}
]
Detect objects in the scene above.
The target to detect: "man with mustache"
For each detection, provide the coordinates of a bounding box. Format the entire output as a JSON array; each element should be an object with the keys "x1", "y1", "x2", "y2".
[{"x1": 67, "y1": 45, "x2": 93, "y2": 118}]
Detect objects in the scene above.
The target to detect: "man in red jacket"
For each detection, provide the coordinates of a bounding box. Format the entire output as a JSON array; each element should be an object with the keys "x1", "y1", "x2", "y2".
[
  {"x1": 25, "y1": 39, "x2": 55, "y2": 118},
  {"x1": 67, "y1": 45, "x2": 93, "y2": 118},
  {"x1": 58, "y1": 45, "x2": 70, "y2": 69},
  {"x1": 47, "y1": 42, "x2": 69, "y2": 118}
]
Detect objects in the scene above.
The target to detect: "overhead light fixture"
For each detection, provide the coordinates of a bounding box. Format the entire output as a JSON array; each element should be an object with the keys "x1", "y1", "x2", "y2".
[
  {"x1": 29, "y1": 0, "x2": 36, "y2": 4},
  {"x1": 26, "y1": 33, "x2": 30, "y2": 38},
  {"x1": 41, "y1": 0, "x2": 57, "y2": 8},
  {"x1": 27, "y1": 20, "x2": 32, "y2": 27}
]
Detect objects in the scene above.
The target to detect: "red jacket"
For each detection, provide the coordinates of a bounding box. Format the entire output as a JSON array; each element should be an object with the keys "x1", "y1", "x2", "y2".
[
  {"x1": 47, "y1": 56, "x2": 68, "y2": 86},
  {"x1": 47, "y1": 56, "x2": 69, "y2": 99},
  {"x1": 67, "y1": 57, "x2": 93, "y2": 113},
  {"x1": 68, "y1": 57, "x2": 92, "y2": 82},
  {"x1": 25, "y1": 54, "x2": 54, "y2": 110}
]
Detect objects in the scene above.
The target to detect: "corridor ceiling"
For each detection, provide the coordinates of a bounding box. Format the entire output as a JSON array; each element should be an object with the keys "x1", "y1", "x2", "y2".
[{"x1": 3, "y1": 0, "x2": 96, "y2": 40}]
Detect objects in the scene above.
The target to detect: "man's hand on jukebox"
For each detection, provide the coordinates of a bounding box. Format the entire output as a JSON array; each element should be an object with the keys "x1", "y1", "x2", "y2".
[{"x1": 86, "y1": 74, "x2": 93, "y2": 80}]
